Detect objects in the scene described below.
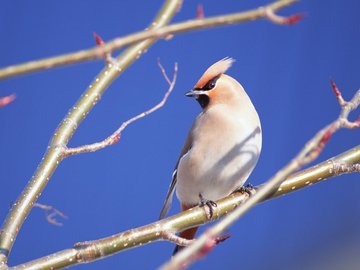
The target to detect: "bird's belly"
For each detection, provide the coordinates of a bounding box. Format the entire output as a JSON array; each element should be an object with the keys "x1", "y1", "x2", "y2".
[{"x1": 176, "y1": 133, "x2": 261, "y2": 206}]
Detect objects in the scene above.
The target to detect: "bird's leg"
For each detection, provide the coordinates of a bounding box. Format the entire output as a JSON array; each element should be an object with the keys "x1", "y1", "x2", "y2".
[
  {"x1": 235, "y1": 183, "x2": 255, "y2": 196},
  {"x1": 199, "y1": 193, "x2": 217, "y2": 219}
]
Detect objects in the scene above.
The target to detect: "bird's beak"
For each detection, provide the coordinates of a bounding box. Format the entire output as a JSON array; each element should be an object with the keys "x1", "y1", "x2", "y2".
[{"x1": 185, "y1": 90, "x2": 207, "y2": 98}]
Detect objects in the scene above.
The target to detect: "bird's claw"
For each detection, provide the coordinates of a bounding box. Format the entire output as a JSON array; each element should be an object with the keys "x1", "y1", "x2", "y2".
[
  {"x1": 237, "y1": 183, "x2": 255, "y2": 196},
  {"x1": 199, "y1": 193, "x2": 217, "y2": 219}
]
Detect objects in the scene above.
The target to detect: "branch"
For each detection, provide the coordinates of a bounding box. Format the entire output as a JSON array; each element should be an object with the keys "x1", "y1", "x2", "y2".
[
  {"x1": 9, "y1": 146, "x2": 360, "y2": 270},
  {"x1": 0, "y1": 0, "x2": 182, "y2": 264},
  {"x1": 64, "y1": 61, "x2": 177, "y2": 156},
  {"x1": 163, "y1": 84, "x2": 360, "y2": 269},
  {"x1": 0, "y1": 0, "x2": 298, "y2": 80}
]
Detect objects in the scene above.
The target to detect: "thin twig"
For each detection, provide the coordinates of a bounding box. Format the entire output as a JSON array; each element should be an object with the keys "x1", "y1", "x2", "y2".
[
  {"x1": 330, "y1": 79, "x2": 345, "y2": 106},
  {"x1": 0, "y1": 0, "x2": 298, "y2": 80},
  {"x1": 8, "y1": 145, "x2": 360, "y2": 270},
  {"x1": 162, "y1": 84, "x2": 360, "y2": 270},
  {"x1": 34, "y1": 203, "x2": 68, "y2": 227},
  {"x1": 65, "y1": 62, "x2": 178, "y2": 156},
  {"x1": 157, "y1": 58, "x2": 172, "y2": 85}
]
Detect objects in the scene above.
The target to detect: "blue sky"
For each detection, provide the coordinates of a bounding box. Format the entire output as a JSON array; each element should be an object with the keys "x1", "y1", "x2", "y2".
[{"x1": 0, "y1": 1, "x2": 359, "y2": 269}]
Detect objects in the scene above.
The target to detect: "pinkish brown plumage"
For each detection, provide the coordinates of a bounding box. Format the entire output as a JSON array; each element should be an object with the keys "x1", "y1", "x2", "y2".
[
  {"x1": 194, "y1": 57, "x2": 235, "y2": 88},
  {"x1": 160, "y1": 57, "x2": 261, "y2": 255}
]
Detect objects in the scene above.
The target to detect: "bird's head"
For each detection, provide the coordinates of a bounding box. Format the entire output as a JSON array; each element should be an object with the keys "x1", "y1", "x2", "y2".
[{"x1": 186, "y1": 57, "x2": 244, "y2": 109}]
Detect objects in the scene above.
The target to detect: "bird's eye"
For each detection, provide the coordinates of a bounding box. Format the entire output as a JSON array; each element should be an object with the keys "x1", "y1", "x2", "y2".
[
  {"x1": 203, "y1": 75, "x2": 220, "y2": 90},
  {"x1": 208, "y1": 81, "x2": 215, "y2": 89}
]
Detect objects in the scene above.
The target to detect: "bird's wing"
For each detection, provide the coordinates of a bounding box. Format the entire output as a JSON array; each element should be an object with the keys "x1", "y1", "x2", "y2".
[
  {"x1": 159, "y1": 126, "x2": 194, "y2": 220},
  {"x1": 158, "y1": 170, "x2": 178, "y2": 220}
]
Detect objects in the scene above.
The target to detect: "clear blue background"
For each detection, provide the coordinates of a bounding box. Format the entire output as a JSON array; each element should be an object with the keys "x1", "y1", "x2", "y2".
[{"x1": 0, "y1": 1, "x2": 359, "y2": 269}]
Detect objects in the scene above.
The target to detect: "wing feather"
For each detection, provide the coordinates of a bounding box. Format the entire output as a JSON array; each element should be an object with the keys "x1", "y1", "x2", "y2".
[{"x1": 159, "y1": 125, "x2": 194, "y2": 219}]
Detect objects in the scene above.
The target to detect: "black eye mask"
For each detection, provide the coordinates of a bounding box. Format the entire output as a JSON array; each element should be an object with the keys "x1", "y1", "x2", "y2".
[
  {"x1": 193, "y1": 75, "x2": 221, "y2": 109},
  {"x1": 194, "y1": 75, "x2": 221, "y2": 91}
]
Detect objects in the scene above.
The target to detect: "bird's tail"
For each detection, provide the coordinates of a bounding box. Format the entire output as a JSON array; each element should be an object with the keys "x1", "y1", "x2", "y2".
[{"x1": 172, "y1": 203, "x2": 198, "y2": 255}]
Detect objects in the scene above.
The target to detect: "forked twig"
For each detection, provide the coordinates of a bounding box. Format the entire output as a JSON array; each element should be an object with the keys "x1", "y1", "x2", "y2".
[
  {"x1": 65, "y1": 61, "x2": 177, "y2": 156},
  {"x1": 34, "y1": 203, "x2": 68, "y2": 226}
]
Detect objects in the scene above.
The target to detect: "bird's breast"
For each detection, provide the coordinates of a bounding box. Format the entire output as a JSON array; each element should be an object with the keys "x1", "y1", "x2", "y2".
[{"x1": 176, "y1": 107, "x2": 262, "y2": 206}]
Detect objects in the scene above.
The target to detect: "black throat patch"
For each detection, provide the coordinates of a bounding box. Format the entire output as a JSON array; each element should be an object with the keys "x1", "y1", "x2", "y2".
[{"x1": 196, "y1": 95, "x2": 210, "y2": 109}]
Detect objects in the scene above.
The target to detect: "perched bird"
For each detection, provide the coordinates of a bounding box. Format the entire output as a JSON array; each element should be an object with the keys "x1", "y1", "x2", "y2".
[{"x1": 159, "y1": 58, "x2": 262, "y2": 254}]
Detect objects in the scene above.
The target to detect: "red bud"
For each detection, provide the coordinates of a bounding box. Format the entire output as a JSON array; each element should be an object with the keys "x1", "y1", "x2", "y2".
[
  {"x1": 0, "y1": 94, "x2": 16, "y2": 107},
  {"x1": 197, "y1": 4, "x2": 205, "y2": 19},
  {"x1": 284, "y1": 13, "x2": 304, "y2": 25},
  {"x1": 112, "y1": 133, "x2": 121, "y2": 144},
  {"x1": 330, "y1": 80, "x2": 341, "y2": 98},
  {"x1": 93, "y1": 32, "x2": 105, "y2": 46},
  {"x1": 320, "y1": 129, "x2": 333, "y2": 145}
]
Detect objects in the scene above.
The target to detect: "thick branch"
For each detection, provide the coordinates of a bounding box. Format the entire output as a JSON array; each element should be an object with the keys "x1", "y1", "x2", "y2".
[
  {"x1": 9, "y1": 146, "x2": 360, "y2": 270},
  {"x1": 163, "y1": 86, "x2": 360, "y2": 269},
  {"x1": 0, "y1": 0, "x2": 298, "y2": 80},
  {"x1": 0, "y1": 0, "x2": 181, "y2": 264}
]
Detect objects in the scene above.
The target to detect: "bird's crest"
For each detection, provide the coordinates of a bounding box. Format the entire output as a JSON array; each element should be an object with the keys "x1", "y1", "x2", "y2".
[{"x1": 195, "y1": 57, "x2": 235, "y2": 88}]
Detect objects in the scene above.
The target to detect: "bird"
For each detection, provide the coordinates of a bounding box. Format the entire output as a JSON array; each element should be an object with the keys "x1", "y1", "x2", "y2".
[{"x1": 159, "y1": 57, "x2": 262, "y2": 254}]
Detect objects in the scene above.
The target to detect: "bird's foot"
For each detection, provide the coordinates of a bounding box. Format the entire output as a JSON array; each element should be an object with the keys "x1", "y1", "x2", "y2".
[
  {"x1": 199, "y1": 193, "x2": 217, "y2": 219},
  {"x1": 236, "y1": 183, "x2": 255, "y2": 196}
]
